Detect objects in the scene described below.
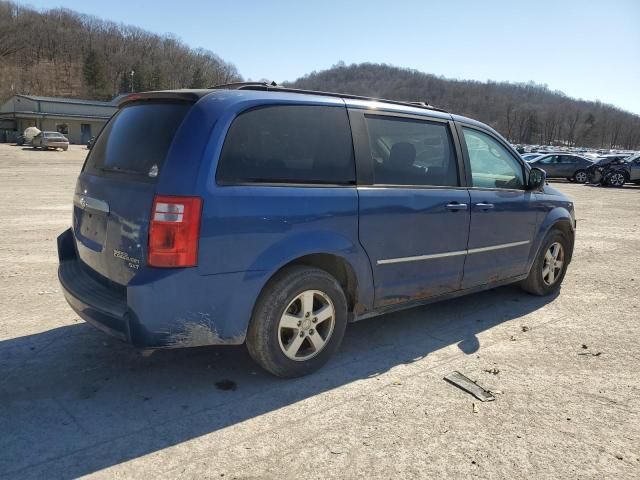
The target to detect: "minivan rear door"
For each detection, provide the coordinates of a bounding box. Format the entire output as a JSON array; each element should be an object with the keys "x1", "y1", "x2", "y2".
[{"x1": 73, "y1": 100, "x2": 193, "y2": 286}]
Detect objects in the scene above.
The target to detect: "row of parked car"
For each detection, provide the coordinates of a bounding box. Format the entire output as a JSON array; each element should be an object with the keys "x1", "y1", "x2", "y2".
[{"x1": 520, "y1": 151, "x2": 640, "y2": 187}]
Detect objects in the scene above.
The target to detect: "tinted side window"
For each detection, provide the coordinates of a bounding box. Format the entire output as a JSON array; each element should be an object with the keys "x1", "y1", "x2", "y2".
[
  {"x1": 463, "y1": 128, "x2": 524, "y2": 189},
  {"x1": 539, "y1": 155, "x2": 559, "y2": 164},
  {"x1": 364, "y1": 115, "x2": 458, "y2": 187},
  {"x1": 217, "y1": 105, "x2": 354, "y2": 185}
]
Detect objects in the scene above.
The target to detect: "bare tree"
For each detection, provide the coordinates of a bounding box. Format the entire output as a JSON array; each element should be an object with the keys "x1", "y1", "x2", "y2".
[
  {"x1": 288, "y1": 62, "x2": 640, "y2": 149},
  {"x1": 0, "y1": 1, "x2": 241, "y2": 102}
]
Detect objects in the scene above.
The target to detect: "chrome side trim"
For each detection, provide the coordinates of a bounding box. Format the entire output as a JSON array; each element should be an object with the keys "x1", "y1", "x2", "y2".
[
  {"x1": 376, "y1": 240, "x2": 530, "y2": 265},
  {"x1": 377, "y1": 249, "x2": 467, "y2": 265},
  {"x1": 467, "y1": 240, "x2": 530, "y2": 255}
]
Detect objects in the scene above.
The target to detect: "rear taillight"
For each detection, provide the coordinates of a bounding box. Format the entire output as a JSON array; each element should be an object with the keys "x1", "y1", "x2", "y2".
[{"x1": 148, "y1": 195, "x2": 202, "y2": 268}]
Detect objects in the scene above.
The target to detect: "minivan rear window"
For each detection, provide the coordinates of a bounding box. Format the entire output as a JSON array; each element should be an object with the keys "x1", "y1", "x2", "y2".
[
  {"x1": 216, "y1": 105, "x2": 355, "y2": 185},
  {"x1": 84, "y1": 102, "x2": 191, "y2": 178}
]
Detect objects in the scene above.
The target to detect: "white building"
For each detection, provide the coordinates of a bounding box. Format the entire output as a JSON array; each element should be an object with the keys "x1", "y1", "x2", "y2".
[{"x1": 0, "y1": 94, "x2": 119, "y2": 144}]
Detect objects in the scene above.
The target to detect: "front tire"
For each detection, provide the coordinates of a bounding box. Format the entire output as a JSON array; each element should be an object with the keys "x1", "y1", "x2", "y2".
[
  {"x1": 606, "y1": 172, "x2": 626, "y2": 188},
  {"x1": 573, "y1": 170, "x2": 588, "y2": 183},
  {"x1": 520, "y1": 230, "x2": 570, "y2": 296},
  {"x1": 246, "y1": 266, "x2": 348, "y2": 378}
]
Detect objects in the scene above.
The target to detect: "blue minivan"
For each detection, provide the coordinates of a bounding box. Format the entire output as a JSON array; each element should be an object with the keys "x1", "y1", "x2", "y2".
[{"x1": 58, "y1": 84, "x2": 575, "y2": 377}]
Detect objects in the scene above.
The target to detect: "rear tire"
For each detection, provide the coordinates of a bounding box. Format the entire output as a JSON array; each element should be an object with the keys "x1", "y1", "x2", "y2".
[
  {"x1": 246, "y1": 266, "x2": 348, "y2": 378},
  {"x1": 520, "y1": 230, "x2": 570, "y2": 296}
]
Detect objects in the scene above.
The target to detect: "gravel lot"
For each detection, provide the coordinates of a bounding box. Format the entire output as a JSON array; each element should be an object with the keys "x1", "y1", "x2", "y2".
[{"x1": 1, "y1": 143, "x2": 639, "y2": 479}]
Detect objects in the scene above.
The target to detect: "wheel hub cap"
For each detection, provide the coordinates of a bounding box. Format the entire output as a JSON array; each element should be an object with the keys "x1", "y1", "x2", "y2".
[
  {"x1": 278, "y1": 289, "x2": 336, "y2": 361},
  {"x1": 542, "y1": 242, "x2": 565, "y2": 286}
]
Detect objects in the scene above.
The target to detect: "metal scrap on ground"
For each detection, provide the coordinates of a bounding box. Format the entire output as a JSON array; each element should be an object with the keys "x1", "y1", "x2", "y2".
[{"x1": 444, "y1": 371, "x2": 496, "y2": 402}]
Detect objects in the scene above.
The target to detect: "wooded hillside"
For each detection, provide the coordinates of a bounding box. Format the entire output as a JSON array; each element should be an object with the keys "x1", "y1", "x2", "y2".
[
  {"x1": 0, "y1": 1, "x2": 241, "y2": 101},
  {"x1": 287, "y1": 63, "x2": 640, "y2": 149},
  {"x1": 2, "y1": 2, "x2": 638, "y2": 149}
]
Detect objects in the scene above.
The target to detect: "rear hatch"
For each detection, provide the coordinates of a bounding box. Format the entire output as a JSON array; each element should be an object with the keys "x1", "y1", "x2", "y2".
[{"x1": 73, "y1": 100, "x2": 193, "y2": 286}]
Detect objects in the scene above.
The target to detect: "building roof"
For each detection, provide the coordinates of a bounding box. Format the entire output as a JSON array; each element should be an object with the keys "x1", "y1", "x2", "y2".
[{"x1": 15, "y1": 94, "x2": 117, "y2": 107}]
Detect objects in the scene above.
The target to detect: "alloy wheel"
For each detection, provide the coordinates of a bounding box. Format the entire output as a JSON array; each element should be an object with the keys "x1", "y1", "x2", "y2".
[
  {"x1": 609, "y1": 173, "x2": 625, "y2": 187},
  {"x1": 542, "y1": 242, "x2": 564, "y2": 286},
  {"x1": 574, "y1": 171, "x2": 587, "y2": 183},
  {"x1": 277, "y1": 290, "x2": 336, "y2": 361}
]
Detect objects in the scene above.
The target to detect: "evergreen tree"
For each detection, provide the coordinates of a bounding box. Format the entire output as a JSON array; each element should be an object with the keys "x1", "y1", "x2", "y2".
[
  {"x1": 190, "y1": 67, "x2": 206, "y2": 88},
  {"x1": 119, "y1": 70, "x2": 131, "y2": 94},
  {"x1": 150, "y1": 65, "x2": 166, "y2": 90},
  {"x1": 132, "y1": 63, "x2": 150, "y2": 92},
  {"x1": 82, "y1": 49, "x2": 107, "y2": 98}
]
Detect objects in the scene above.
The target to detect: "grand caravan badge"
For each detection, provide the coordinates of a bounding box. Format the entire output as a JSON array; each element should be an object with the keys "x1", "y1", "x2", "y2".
[{"x1": 113, "y1": 249, "x2": 141, "y2": 269}]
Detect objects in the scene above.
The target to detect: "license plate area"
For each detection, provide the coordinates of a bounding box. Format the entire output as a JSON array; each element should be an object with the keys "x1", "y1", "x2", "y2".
[{"x1": 74, "y1": 205, "x2": 107, "y2": 251}]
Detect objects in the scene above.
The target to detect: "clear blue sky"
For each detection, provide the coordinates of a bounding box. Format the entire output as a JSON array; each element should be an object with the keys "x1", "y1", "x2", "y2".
[{"x1": 23, "y1": 0, "x2": 640, "y2": 114}]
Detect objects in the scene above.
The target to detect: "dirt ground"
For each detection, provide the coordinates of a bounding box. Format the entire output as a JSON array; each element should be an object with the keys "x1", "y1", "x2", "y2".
[{"x1": 1, "y1": 143, "x2": 639, "y2": 479}]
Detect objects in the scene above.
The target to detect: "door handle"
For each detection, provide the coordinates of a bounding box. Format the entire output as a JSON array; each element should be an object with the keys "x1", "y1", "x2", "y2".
[
  {"x1": 474, "y1": 202, "x2": 495, "y2": 210},
  {"x1": 446, "y1": 202, "x2": 468, "y2": 211}
]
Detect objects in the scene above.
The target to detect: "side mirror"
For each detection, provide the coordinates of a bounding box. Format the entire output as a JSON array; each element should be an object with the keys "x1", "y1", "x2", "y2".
[{"x1": 528, "y1": 167, "x2": 546, "y2": 191}]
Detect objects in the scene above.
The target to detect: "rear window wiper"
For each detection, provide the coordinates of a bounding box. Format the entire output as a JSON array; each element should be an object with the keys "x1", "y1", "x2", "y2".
[{"x1": 97, "y1": 166, "x2": 145, "y2": 176}]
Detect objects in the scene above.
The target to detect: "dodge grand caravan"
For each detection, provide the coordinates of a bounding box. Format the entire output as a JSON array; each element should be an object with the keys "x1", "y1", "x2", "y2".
[{"x1": 58, "y1": 83, "x2": 576, "y2": 377}]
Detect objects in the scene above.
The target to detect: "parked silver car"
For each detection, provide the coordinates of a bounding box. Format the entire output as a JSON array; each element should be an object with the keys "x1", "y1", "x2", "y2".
[
  {"x1": 32, "y1": 131, "x2": 69, "y2": 151},
  {"x1": 528, "y1": 153, "x2": 593, "y2": 183}
]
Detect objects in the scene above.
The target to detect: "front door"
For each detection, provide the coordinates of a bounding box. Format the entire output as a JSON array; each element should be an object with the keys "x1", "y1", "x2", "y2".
[
  {"x1": 353, "y1": 112, "x2": 470, "y2": 307},
  {"x1": 81, "y1": 124, "x2": 92, "y2": 144},
  {"x1": 458, "y1": 126, "x2": 538, "y2": 288}
]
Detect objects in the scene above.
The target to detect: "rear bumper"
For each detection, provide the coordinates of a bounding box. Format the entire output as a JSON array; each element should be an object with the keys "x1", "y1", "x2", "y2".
[
  {"x1": 59, "y1": 256, "x2": 132, "y2": 342},
  {"x1": 57, "y1": 228, "x2": 263, "y2": 348},
  {"x1": 58, "y1": 228, "x2": 132, "y2": 343}
]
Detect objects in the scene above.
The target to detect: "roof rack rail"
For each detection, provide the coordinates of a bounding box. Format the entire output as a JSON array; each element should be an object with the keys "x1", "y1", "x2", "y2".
[
  {"x1": 408, "y1": 101, "x2": 430, "y2": 107},
  {"x1": 208, "y1": 82, "x2": 448, "y2": 114},
  {"x1": 208, "y1": 81, "x2": 278, "y2": 90}
]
